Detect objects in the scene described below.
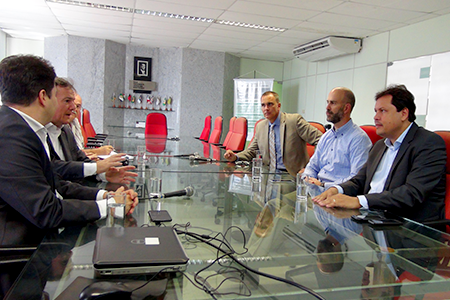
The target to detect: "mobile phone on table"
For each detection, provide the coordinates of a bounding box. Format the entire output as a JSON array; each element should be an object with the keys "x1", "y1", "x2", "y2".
[{"x1": 148, "y1": 210, "x2": 172, "y2": 222}]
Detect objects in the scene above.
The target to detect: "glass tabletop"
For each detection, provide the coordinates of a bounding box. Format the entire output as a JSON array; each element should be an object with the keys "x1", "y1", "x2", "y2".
[{"x1": 7, "y1": 171, "x2": 450, "y2": 300}]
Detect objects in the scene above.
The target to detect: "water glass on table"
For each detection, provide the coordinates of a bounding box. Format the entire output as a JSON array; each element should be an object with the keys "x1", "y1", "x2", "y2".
[
  {"x1": 149, "y1": 168, "x2": 162, "y2": 198},
  {"x1": 106, "y1": 192, "x2": 126, "y2": 227},
  {"x1": 252, "y1": 157, "x2": 263, "y2": 182}
]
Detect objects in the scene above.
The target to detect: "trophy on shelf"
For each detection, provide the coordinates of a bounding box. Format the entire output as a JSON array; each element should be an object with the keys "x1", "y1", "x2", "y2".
[
  {"x1": 146, "y1": 95, "x2": 152, "y2": 110},
  {"x1": 118, "y1": 93, "x2": 125, "y2": 108},
  {"x1": 162, "y1": 97, "x2": 167, "y2": 111},
  {"x1": 111, "y1": 92, "x2": 116, "y2": 108},
  {"x1": 127, "y1": 94, "x2": 132, "y2": 108},
  {"x1": 155, "y1": 96, "x2": 161, "y2": 110},
  {"x1": 167, "y1": 96, "x2": 173, "y2": 111},
  {"x1": 138, "y1": 95, "x2": 143, "y2": 109}
]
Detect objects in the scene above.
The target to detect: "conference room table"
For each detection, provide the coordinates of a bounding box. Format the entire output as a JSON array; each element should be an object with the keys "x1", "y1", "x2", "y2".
[{"x1": 6, "y1": 136, "x2": 450, "y2": 300}]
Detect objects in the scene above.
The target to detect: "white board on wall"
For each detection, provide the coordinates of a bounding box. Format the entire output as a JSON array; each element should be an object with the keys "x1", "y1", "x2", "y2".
[
  {"x1": 386, "y1": 56, "x2": 431, "y2": 116},
  {"x1": 427, "y1": 52, "x2": 450, "y2": 131}
]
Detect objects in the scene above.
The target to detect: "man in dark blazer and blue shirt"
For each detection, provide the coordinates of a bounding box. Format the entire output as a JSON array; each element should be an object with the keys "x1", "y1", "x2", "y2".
[
  {"x1": 0, "y1": 55, "x2": 137, "y2": 296},
  {"x1": 313, "y1": 85, "x2": 446, "y2": 223}
]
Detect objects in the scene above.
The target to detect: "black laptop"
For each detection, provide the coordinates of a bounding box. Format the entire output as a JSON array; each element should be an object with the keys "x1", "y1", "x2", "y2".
[{"x1": 93, "y1": 226, "x2": 189, "y2": 275}]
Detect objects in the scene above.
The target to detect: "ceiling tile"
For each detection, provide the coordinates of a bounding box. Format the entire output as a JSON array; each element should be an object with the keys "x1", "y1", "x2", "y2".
[
  {"x1": 218, "y1": 11, "x2": 301, "y2": 28},
  {"x1": 308, "y1": 12, "x2": 399, "y2": 31},
  {"x1": 329, "y1": 2, "x2": 426, "y2": 22},
  {"x1": 227, "y1": 1, "x2": 320, "y2": 20},
  {"x1": 240, "y1": 0, "x2": 344, "y2": 11}
]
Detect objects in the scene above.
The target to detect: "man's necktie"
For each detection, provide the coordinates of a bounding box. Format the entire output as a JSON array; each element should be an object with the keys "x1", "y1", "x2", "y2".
[{"x1": 269, "y1": 124, "x2": 276, "y2": 170}]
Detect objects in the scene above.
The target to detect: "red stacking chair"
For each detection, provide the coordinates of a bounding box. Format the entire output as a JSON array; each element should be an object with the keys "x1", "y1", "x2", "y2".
[
  {"x1": 145, "y1": 112, "x2": 167, "y2": 137},
  {"x1": 226, "y1": 117, "x2": 247, "y2": 152},
  {"x1": 83, "y1": 109, "x2": 108, "y2": 148},
  {"x1": 82, "y1": 109, "x2": 97, "y2": 138},
  {"x1": 309, "y1": 121, "x2": 326, "y2": 133},
  {"x1": 220, "y1": 116, "x2": 236, "y2": 148},
  {"x1": 196, "y1": 115, "x2": 211, "y2": 141},
  {"x1": 306, "y1": 121, "x2": 326, "y2": 157},
  {"x1": 435, "y1": 131, "x2": 450, "y2": 229},
  {"x1": 360, "y1": 125, "x2": 383, "y2": 145},
  {"x1": 208, "y1": 116, "x2": 223, "y2": 144},
  {"x1": 248, "y1": 118, "x2": 265, "y2": 148}
]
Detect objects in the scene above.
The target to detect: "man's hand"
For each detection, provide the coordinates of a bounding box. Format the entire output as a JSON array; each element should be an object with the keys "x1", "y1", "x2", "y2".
[
  {"x1": 96, "y1": 153, "x2": 127, "y2": 174},
  {"x1": 308, "y1": 177, "x2": 323, "y2": 187},
  {"x1": 224, "y1": 150, "x2": 237, "y2": 162},
  {"x1": 86, "y1": 153, "x2": 99, "y2": 161},
  {"x1": 312, "y1": 187, "x2": 338, "y2": 202},
  {"x1": 95, "y1": 145, "x2": 114, "y2": 155},
  {"x1": 119, "y1": 187, "x2": 138, "y2": 215},
  {"x1": 313, "y1": 187, "x2": 361, "y2": 209},
  {"x1": 105, "y1": 166, "x2": 138, "y2": 184},
  {"x1": 84, "y1": 145, "x2": 114, "y2": 156}
]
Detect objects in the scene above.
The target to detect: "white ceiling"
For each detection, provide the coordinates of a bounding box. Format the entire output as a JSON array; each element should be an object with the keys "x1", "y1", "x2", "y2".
[{"x1": 2, "y1": 0, "x2": 450, "y2": 61}]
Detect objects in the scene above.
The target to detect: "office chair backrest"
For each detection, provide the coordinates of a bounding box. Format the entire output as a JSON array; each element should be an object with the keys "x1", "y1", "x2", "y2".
[
  {"x1": 248, "y1": 118, "x2": 265, "y2": 148},
  {"x1": 82, "y1": 109, "x2": 97, "y2": 138},
  {"x1": 305, "y1": 121, "x2": 325, "y2": 157},
  {"x1": 145, "y1": 112, "x2": 167, "y2": 137},
  {"x1": 226, "y1": 117, "x2": 247, "y2": 151},
  {"x1": 208, "y1": 116, "x2": 223, "y2": 144},
  {"x1": 80, "y1": 124, "x2": 88, "y2": 147},
  {"x1": 435, "y1": 131, "x2": 450, "y2": 221},
  {"x1": 360, "y1": 125, "x2": 383, "y2": 145},
  {"x1": 222, "y1": 116, "x2": 236, "y2": 148},
  {"x1": 309, "y1": 121, "x2": 326, "y2": 133},
  {"x1": 199, "y1": 115, "x2": 212, "y2": 141}
]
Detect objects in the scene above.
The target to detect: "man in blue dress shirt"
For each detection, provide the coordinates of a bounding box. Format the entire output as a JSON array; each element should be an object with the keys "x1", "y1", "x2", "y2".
[
  {"x1": 313, "y1": 85, "x2": 446, "y2": 222},
  {"x1": 302, "y1": 87, "x2": 372, "y2": 194}
]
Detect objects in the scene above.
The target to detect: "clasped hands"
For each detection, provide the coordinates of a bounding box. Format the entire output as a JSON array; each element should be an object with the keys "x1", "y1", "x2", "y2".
[
  {"x1": 108, "y1": 186, "x2": 138, "y2": 215},
  {"x1": 312, "y1": 187, "x2": 361, "y2": 209}
]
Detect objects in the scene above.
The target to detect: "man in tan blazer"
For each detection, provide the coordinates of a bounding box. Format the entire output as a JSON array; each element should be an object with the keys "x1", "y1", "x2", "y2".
[{"x1": 224, "y1": 91, "x2": 322, "y2": 175}]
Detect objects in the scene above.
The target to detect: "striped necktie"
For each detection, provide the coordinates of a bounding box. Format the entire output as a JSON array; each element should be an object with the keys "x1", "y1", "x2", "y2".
[{"x1": 269, "y1": 124, "x2": 276, "y2": 170}]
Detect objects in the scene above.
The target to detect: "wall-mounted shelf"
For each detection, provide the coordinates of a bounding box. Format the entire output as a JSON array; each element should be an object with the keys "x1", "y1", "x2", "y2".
[{"x1": 111, "y1": 106, "x2": 175, "y2": 112}]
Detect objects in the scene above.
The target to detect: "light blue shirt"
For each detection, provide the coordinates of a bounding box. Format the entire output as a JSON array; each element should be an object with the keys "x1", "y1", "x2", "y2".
[
  {"x1": 355, "y1": 123, "x2": 413, "y2": 208},
  {"x1": 268, "y1": 113, "x2": 286, "y2": 170},
  {"x1": 304, "y1": 119, "x2": 372, "y2": 189}
]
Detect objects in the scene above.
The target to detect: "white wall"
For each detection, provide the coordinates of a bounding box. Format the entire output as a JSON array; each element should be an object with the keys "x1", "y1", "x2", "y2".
[
  {"x1": 283, "y1": 13, "x2": 450, "y2": 127},
  {"x1": 6, "y1": 37, "x2": 44, "y2": 57}
]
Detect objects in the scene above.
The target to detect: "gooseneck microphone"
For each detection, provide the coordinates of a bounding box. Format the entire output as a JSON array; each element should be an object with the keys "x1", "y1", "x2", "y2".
[{"x1": 151, "y1": 186, "x2": 194, "y2": 199}]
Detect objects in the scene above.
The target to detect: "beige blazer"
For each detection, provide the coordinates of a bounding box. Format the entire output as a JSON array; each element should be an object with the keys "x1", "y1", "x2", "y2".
[{"x1": 237, "y1": 112, "x2": 322, "y2": 175}]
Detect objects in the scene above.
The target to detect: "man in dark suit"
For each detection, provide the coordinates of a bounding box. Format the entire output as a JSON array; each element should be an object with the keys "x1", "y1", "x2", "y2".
[
  {"x1": 0, "y1": 55, "x2": 138, "y2": 297},
  {"x1": 313, "y1": 85, "x2": 446, "y2": 222},
  {"x1": 47, "y1": 77, "x2": 137, "y2": 184}
]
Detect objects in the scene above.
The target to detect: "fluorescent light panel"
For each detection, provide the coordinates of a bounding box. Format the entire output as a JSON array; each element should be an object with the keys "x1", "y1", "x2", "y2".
[{"x1": 46, "y1": 0, "x2": 287, "y2": 32}]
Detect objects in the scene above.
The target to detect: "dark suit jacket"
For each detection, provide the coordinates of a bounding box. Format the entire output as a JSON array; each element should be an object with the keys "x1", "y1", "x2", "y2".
[
  {"x1": 340, "y1": 123, "x2": 446, "y2": 222},
  {"x1": 50, "y1": 125, "x2": 101, "y2": 183},
  {"x1": 0, "y1": 106, "x2": 101, "y2": 246}
]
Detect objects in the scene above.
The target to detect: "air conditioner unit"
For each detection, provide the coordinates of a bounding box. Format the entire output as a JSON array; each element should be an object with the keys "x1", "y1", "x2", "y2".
[{"x1": 293, "y1": 36, "x2": 362, "y2": 62}]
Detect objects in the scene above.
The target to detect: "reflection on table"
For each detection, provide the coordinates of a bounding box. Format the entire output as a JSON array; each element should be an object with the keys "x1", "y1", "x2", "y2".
[{"x1": 7, "y1": 168, "x2": 450, "y2": 300}]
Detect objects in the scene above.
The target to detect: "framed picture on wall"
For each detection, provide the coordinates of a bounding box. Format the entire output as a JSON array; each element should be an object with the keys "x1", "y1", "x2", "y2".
[
  {"x1": 133, "y1": 56, "x2": 152, "y2": 93},
  {"x1": 134, "y1": 56, "x2": 152, "y2": 81}
]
